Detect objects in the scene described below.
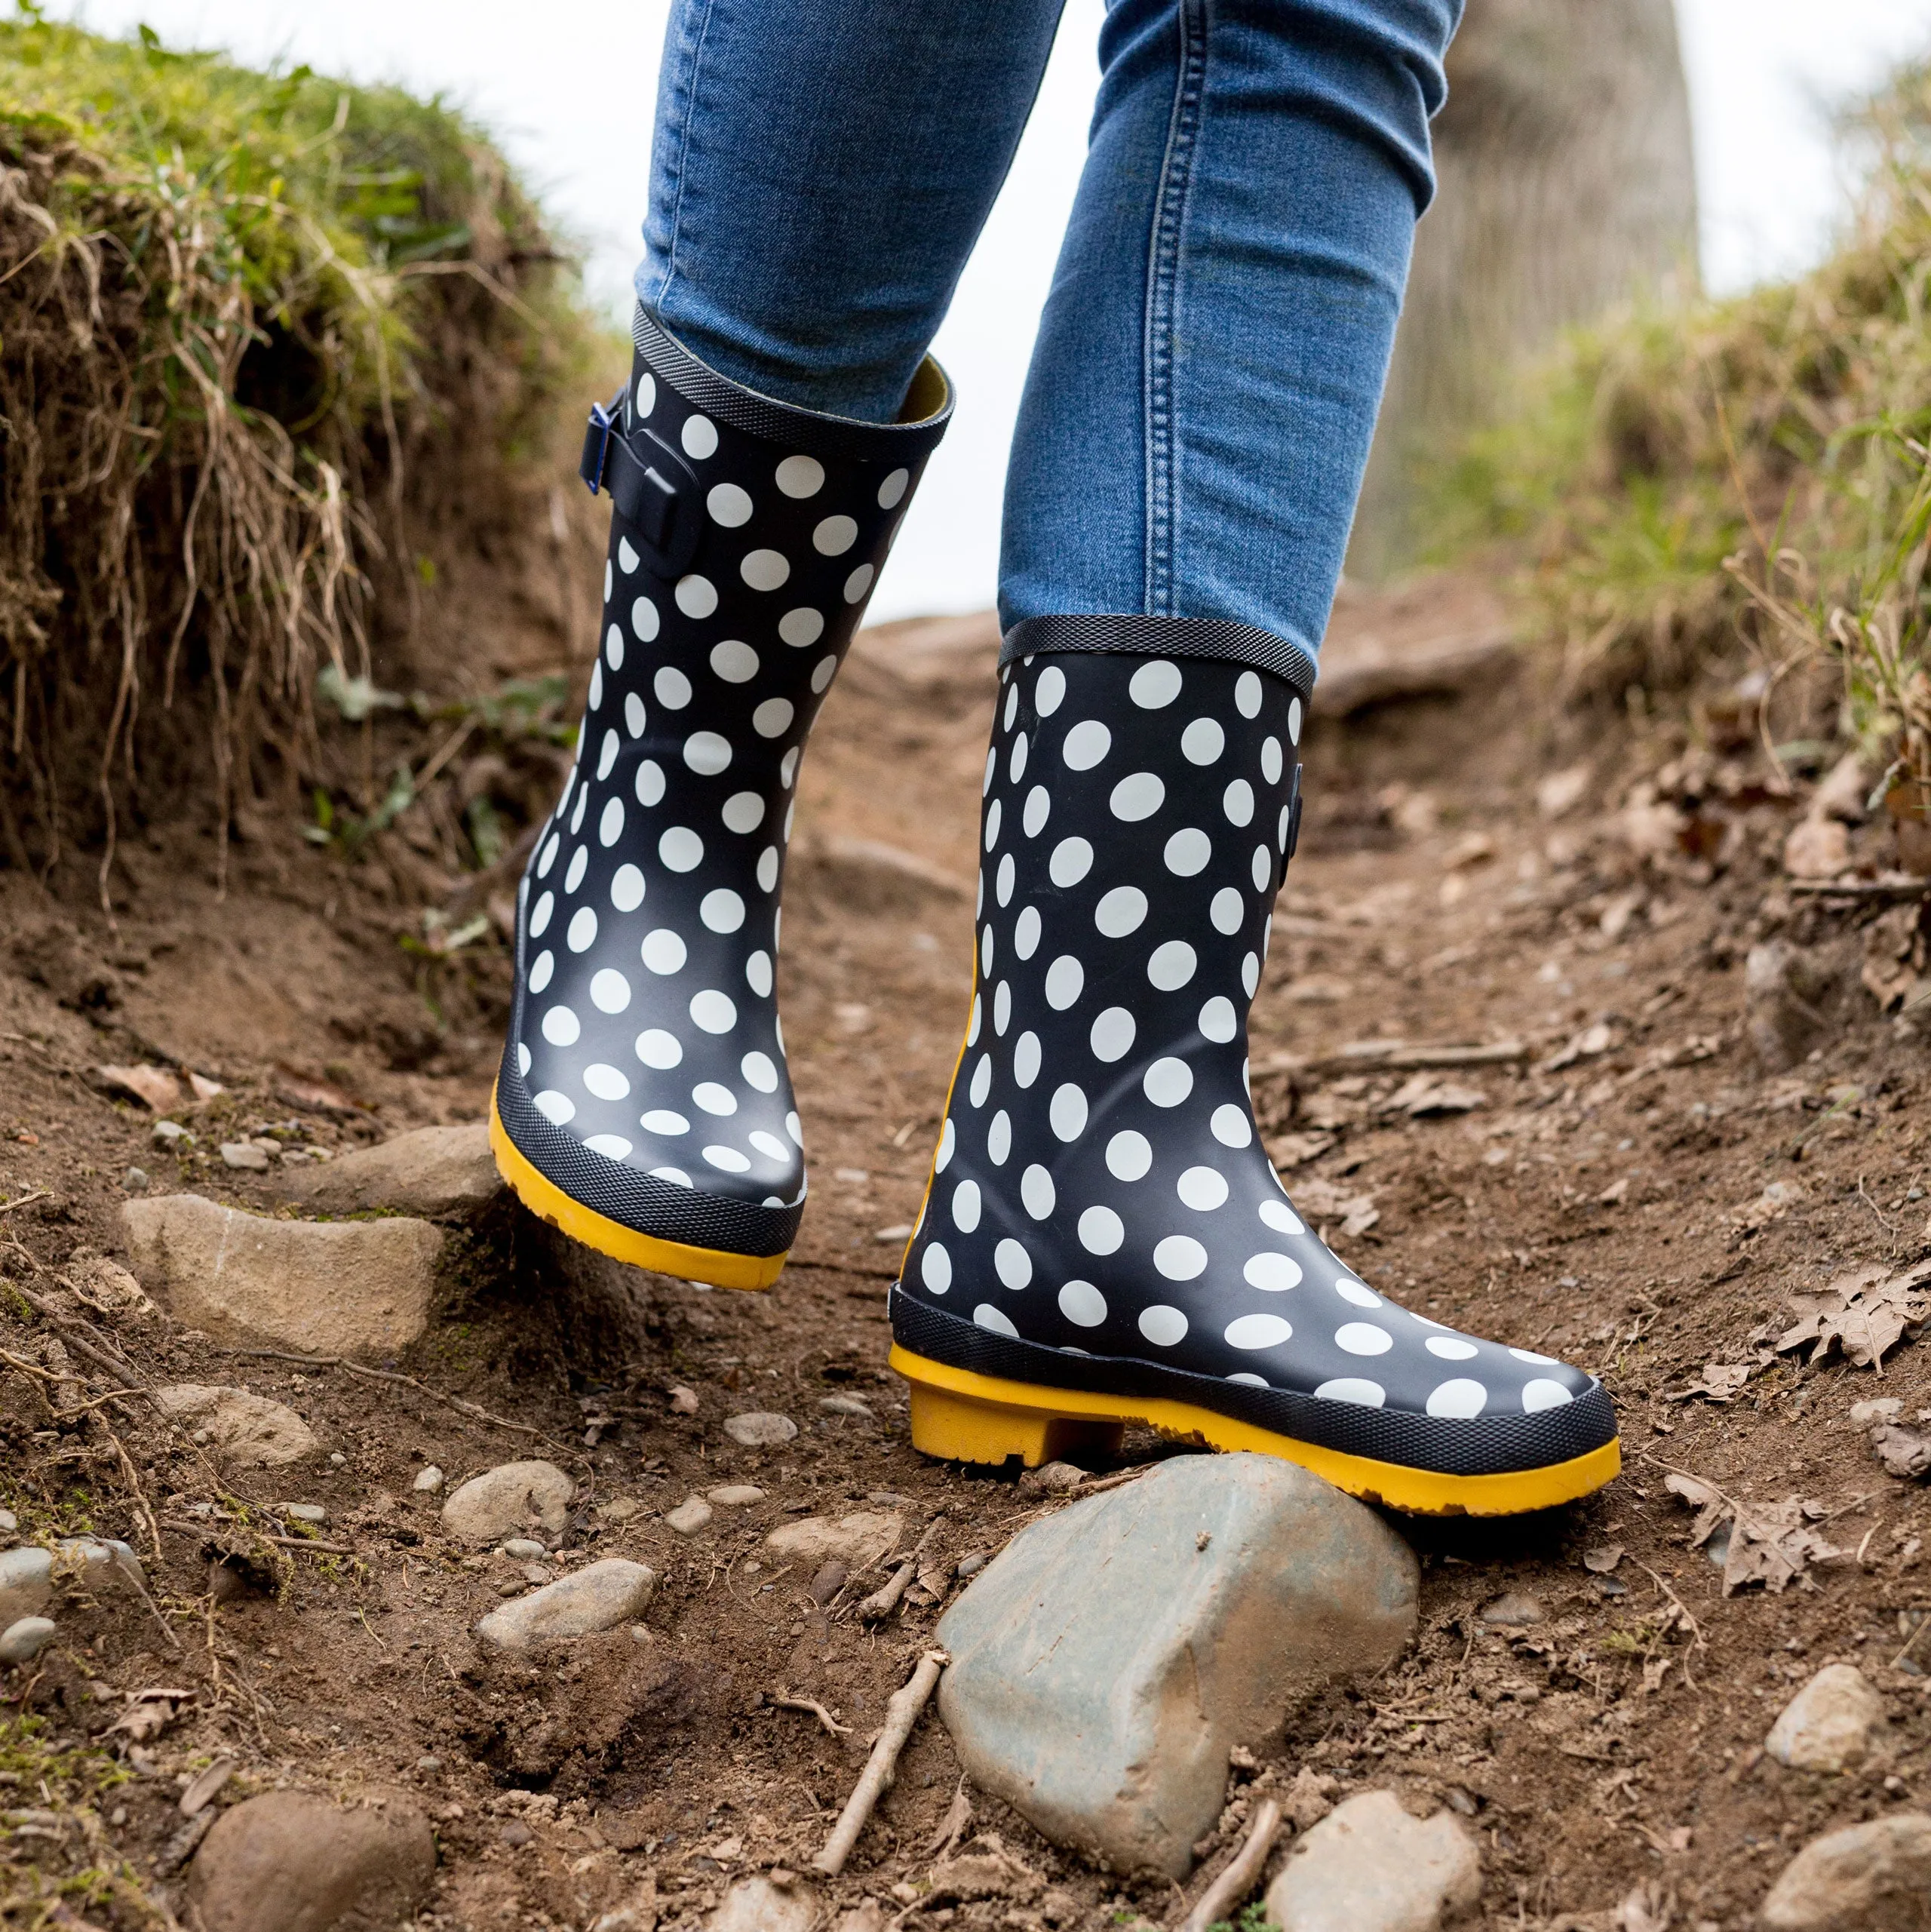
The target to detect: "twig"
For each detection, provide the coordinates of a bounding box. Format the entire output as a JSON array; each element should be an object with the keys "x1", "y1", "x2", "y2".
[
  {"x1": 1788, "y1": 878, "x2": 1931, "y2": 901},
  {"x1": 160, "y1": 1515, "x2": 355, "y2": 1555},
  {"x1": 857, "y1": 1519, "x2": 944, "y2": 1622},
  {"x1": 0, "y1": 1189, "x2": 49, "y2": 1215},
  {"x1": 774, "y1": 1694, "x2": 852, "y2": 1737},
  {"x1": 812, "y1": 1648, "x2": 947, "y2": 1876},
  {"x1": 1177, "y1": 1798, "x2": 1284, "y2": 1932},
  {"x1": 220, "y1": 1347, "x2": 554, "y2": 1444}
]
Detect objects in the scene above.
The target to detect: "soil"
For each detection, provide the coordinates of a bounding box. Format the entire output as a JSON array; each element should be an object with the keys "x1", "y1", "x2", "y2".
[{"x1": 5, "y1": 579, "x2": 1931, "y2": 1932}]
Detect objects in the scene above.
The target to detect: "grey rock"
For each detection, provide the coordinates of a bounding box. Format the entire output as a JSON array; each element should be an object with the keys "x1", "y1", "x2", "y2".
[
  {"x1": 708, "y1": 1485, "x2": 766, "y2": 1508},
  {"x1": 186, "y1": 1790, "x2": 436, "y2": 1932},
  {"x1": 0, "y1": 1616, "x2": 57, "y2": 1664},
  {"x1": 1765, "y1": 1664, "x2": 1891, "y2": 1773},
  {"x1": 220, "y1": 1142, "x2": 271, "y2": 1172},
  {"x1": 665, "y1": 1497, "x2": 714, "y2": 1536},
  {"x1": 120, "y1": 1194, "x2": 443, "y2": 1356},
  {"x1": 1477, "y1": 1591, "x2": 1543, "y2": 1627},
  {"x1": 724, "y1": 1411, "x2": 797, "y2": 1447},
  {"x1": 1852, "y1": 1399, "x2": 1905, "y2": 1427},
  {"x1": 473, "y1": 1558, "x2": 656, "y2": 1650},
  {"x1": 711, "y1": 1875, "x2": 819, "y2": 1932},
  {"x1": 413, "y1": 1465, "x2": 445, "y2": 1493},
  {"x1": 284, "y1": 1504, "x2": 327, "y2": 1525},
  {"x1": 818, "y1": 1395, "x2": 873, "y2": 1418},
  {"x1": 282, "y1": 1120, "x2": 502, "y2": 1218},
  {"x1": 441, "y1": 1461, "x2": 575, "y2": 1544},
  {"x1": 124, "y1": 1166, "x2": 150, "y2": 1193},
  {"x1": 153, "y1": 1120, "x2": 192, "y2": 1146},
  {"x1": 0, "y1": 1510, "x2": 17, "y2": 1533},
  {"x1": 936, "y1": 1451, "x2": 1418, "y2": 1877},
  {"x1": 155, "y1": 1384, "x2": 318, "y2": 1466},
  {"x1": 0, "y1": 1539, "x2": 145, "y2": 1626},
  {"x1": 764, "y1": 1512, "x2": 903, "y2": 1571},
  {"x1": 1264, "y1": 1789, "x2": 1480, "y2": 1932},
  {"x1": 1761, "y1": 1812, "x2": 1931, "y2": 1930},
  {"x1": 502, "y1": 1537, "x2": 548, "y2": 1560}
]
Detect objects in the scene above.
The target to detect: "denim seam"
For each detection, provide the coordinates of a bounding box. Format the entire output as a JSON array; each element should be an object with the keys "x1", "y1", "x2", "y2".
[
  {"x1": 655, "y1": 0, "x2": 721, "y2": 322},
  {"x1": 1143, "y1": 0, "x2": 1208, "y2": 618}
]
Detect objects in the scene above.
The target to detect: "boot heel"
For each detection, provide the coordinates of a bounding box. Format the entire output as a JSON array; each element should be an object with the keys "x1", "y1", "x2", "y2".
[{"x1": 907, "y1": 1382, "x2": 1124, "y2": 1469}]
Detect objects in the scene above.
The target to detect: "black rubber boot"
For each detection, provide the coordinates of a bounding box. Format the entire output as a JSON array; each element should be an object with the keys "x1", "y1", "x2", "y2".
[
  {"x1": 890, "y1": 619, "x2": 1619, "y2": 1513},
  {"x1": 492, "y1": 310, "x2": 951, "y2": 1287}
]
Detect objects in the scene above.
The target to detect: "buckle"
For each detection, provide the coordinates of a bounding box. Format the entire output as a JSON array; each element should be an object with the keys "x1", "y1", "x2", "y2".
[{"x1": 578, "y1": 388, "x2": 626, "y2": 496}]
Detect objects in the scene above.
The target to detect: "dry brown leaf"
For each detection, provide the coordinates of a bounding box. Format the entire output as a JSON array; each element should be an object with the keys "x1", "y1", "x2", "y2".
[
  {"x1": 1291, "y1": 1176, "x2": 1379, "y2": 1238},
  {"x1": 1386, "y1": 1074, "x2": 1485, "y2": 1117},
  {"x1": 1266, "y1": 1131, "x2": 1334, "y2": 1169},
  {"x1": 95, "y1": 1063, "x2": 182, "y2": 1110},
  {"x1": 1776, "y1": 1261, "x2": 1931, "y2": 1369},
  {"x1": 1583, "y1": 1543, "x2": 1626, "y2": 1574},
  {"x1": 1663, "y1": 1473, "x2": 1840, "y2": 1595},
  {"x1": 1663, "y1": 1362, "x2": 1751, "y2": 1404}
]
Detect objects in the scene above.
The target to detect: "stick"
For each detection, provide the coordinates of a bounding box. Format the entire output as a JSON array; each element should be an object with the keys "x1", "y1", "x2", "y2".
[
  {"x1": 812, "y1": 1648, "x2": 947, "y2": 1876},
  {"x1": 1789, "y1": 878, "x2": 1931, "y2": 901},
  {"x1": 774, "y1": 1694, "x2": 852, "y2": 1737},
  {"x1": 857, "y1": 1519, "x2": 944, "y2": 1623},
  {"x1": 1176, "y1": 1799, "x2": 1284, "y2": 1932},
  {"x1": 220, "y1": 1347, "x2": 552, "y2": 1442}
]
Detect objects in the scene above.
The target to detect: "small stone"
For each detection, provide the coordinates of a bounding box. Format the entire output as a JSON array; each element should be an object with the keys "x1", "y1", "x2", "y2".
[
  {"x1": 472, "y1": 1558, "x2": 657, "y2": 1651},
  {"x1": 501, "y1": 1819, "x2": 533, "y2": 1847},
  {"x1": 955, "y1": 1553, "x2": 988, "y2": 1579},
  {"x1": 153, "y1": 1120, "x2": 192, "y2": 1145},
  {"x1": 155, "y1": 1384, "x2": 318, "y2": 1467},
  {"x1": 669, "y1": 1386, "x2": 700, "y2": 1414},
  {"x1": 496, "y1": 1579, "x2": 523, "y2": 1597},
  {"x1": 220, "y1": 1142, "x2": 271, "y2": 1172},
  {"x1": 1017, "y1": 1461, "x2": 1085, "y2": 1496},
  {"x1": 0, "y1": 1616, "x2": 57, "y2": 1664},
  {"x1": 1853, "y1": 1398, "x2": 1905, "y2": 1427},
  {"x1": 441, "y1": 1461, "x2": 575, "y2": 1544},
  {"x1": 413, "y1": 1466, "x2": 445, "y2": 1494},
  {"x1": 1761, "y1": 1813, "x2": 1931, "y2": 1930},
  {"x1": 1477, "y1": 1591, "x2": 1543, "y2": 1627},
  {"x1": 284, "y1": 1504, "x2": 327, "y2": 1525},
  {"x1": 938, "y1": 1452, "x2": 1417, "y2": 1876},
  {"x1": 416, "y1": 1755, "x2": 442, "y2": 1773},
  {"x1": 124, "y1": 1166, "x2": 150, "y2": 1193},
  {"x1": 1264, "y1": 1789, "x2": 1479, "y2": 1932},
  {"x1": 1765, "y1": 1663, "x2": 1891, "y2": 1773},
  {"x1": 0, "y1": 1539, "x2": 144, "y2": 1626},
  {"x1": 665, "y1": 1497, "x2": 714, "y2": 1536},
  {"x1": 764, "y1": 1513, "x2": 904, "y2": 1572},
  {"x1": 121, "y1": 1194, "x2": 443, "y2": 1357},
  {"x1": 708, "y1": 1485, "x2": 766, "y2": 1508},
  {"x1": 0, "y1": 1510, "x2": 20, "y2": 1533},
  {"x1": 808, "y1": 1562, "x2": 848, "y2": 1605},
  {"x1": 597, "y1": 1497, "x2": 643, "y2": 1521},
  {"x1": 711, "y1": 1875, "x2": 818, "y2": 1932},
  {"x1": 1872, "y1": 1425, "x2": 1931, "y2": 1481},
  {"x1": 724, "y1": 1411, "x2": 797, "y2": 1448},
  {"x1": 329, "y1": 1451, "x2": 347, "y2": 1467},
  {"x1": 282, "y1": 1121, "x2": 502, "y2": 1218},
  {"x1": 818, "y1": 1395, "x2": 872, "y2": 1418},
  {"x1": 502, "y1": 1537, "x2": 548, "y2": 1560},
  {"x1": 186, "y1": 1791, "x2": 436, "y2": 1932}
]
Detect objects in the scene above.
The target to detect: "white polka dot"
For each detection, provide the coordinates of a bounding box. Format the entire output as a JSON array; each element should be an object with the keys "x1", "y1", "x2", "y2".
[
  {"x1": 1242, "y1": 953, "x2": 1260, "y2": 997},
  {"x1": 1002, "y1": 683, "x2": 1021, "y2": 733},
  {"x1": 1199, "y1": 997, "x2": 1237, "y2": 1044},
  {"x1": 1426, "y1": 1335, "x2": 1478, "y2": 1360},
  {"x1": 754, "y1": 697, "x2": 794, "y2": 739},
  {"x1": 533, "y1": 1089, "x2": 576, "y2": 1126},
  {"x1": 995, "y1": 853, "x2": 1016, "y2": 908},
  {"x1": 741, "y1": 549, "x2": 790, "y2": 591},
  {"x1": 878, "y1": 466, "x2": 910, "y2": 508},
  {"x1": 692, "y1": 1082, "x2": 736, "y2": 1117},
  {"x1": 1014, "y1": 907, "x2": 1042, "y2": 960},
  {"x1": 1110, "y1": 772, "x2": 1165, "y2": 822},
  {"x1": 1334, "y1": 1276, "x2": 1381, "y2": 1309},
  {"x1": 1010, "y1": 733, "x2": 1029, "y2": 782},
  {"x1": 749, "y1": 1130, "x2": 790, "y2": 1161},
  {"x1": 1235, "y1": 671, "x2": 1262, "y2": 717},
  {"x1": 631, "y1": 375, "x2": 655, "y2": 423},
  {"x1": 636, "y1": 760, "x2": 667, "y2": 806},
  {"x1": 537, "y1": 834, "x2": 560, "y2": 880},
  {"x1": 712, "y1": 794, "x2": 760, "y2": 840},
  {"x1": 732, "y1": 1052, "x2": 776, "y2": 1096},
  {"x1": 952, "y1": 1180, "x2": 981, "y2": 1232},
  {"x1": 1251, "y1": 844, "x2": 1272, "y2": 892},
  {"x1": 1522, "y1": 1379, "x2": 1575, "y2": 1411},
  {"x1": 651, "y1": 1166, "x2": 692, "y2": 1187},
  {"x1": 843, "y1": 564, "x2": 876, "y2": 603},
  {"x1": 708, "y1": 482, "x2": 752, "y2": 527},
  {"x1": 933, "y1": 1118, "x2": 956, "y2": 1173},
  {"x1": 1048, "y1": 837, "x2": 1092, "y2": 887},
  {"x1": 701, "y1": 888, "x2": 746, "y2": 934},
  {"x1": 636, "y1": 1030, "x2": 683, "y2": 1069},
  {"x1": 812, "y1": 514, "x2": 858, "y2": 556},
  {"x1": 1260, "y1": 736, "x2": 1283, "y2": 785},
  {"x1": 1336, "y1": 1323, "x2": 1394, "y2": 1356},
  {"x1": 983, "y1": 747, "x2": 998, "y2": 796},
  {"x1": 655, "y1": 667, "x2": 692, "y2": 711},
  {"x1": 625, "y1": 693, "x2": 647, "y2": 740},
  {"x1": 993, "y1": 980, "x2": 1012, "y2": 1034},
  {"x1": 528, "y1": 950, "x2": 554, "y2": 994},
  {"x1": 993, "y1": 1238, "x2": 1031, "y2": 1289},
  {"x1": 1226, "y1": 1313, "x2": 1291, "y2": 1350},
  {"x1": 1129, "y1": 660, "x2": 1182, "y2": 708},
  {"x1": 1244, "y1": 1252, "x2": 1302, "y2": 1292},
  {"x1": 690, "y1": 990, "x2": 737, "y2": 1034},
  {"x1": 980, "y1": 925, "x2": 996, "y2": 975},
  {"x1": 1022, "y1": 786, "x2": 1051, "y2": 838},
  {"x1": 1315, "y1": 1378, "x2": 1385, "y2": 1406},
  {"x1": 966, "y1": 994, "x2": 982, "y2": 1046},
  {"x1": 583, "y1": 1133, "x2": 633, "y2": 1162},
  {"x1": 1013, "y1": 1031, "x2": 1042, "y2": 1087},
  {"x1": 1044, "y1": 957, "x2": 1084, "y2": 1010},
  {"x1": 1059, "y1": 1280, "x2": 1106, "y2": 1327},
  {"x1": 703, "y1": 1144, "x2": 751, "y2": 1174},
  {"x1": 1259, "y1": 1199, "x2": 1303, "y2": 1235},
  {"x1": 590, "y1": 665, "x2": 607, "y2": 714},
  {"x1": 641, "y1": 929, "x2": 687, "y2": 975},
  {"x1": 604, "y1": 560, "x2": 613, "y2": 602},
  {"x1": 1210, "y1": 887, "x2": 1244, "y2": 935},
  {"x1": 1426, "y1": 1379, "x2": 1488, "y2": 1418},
  {"x1": 681, "y1": 413, "x2": 718, "y2": 459},
  {"x1": 566, "y1": 907, "x2": 598, "y2": 954},
  {"x1": 1062, "y1": 720, "x2": 1111, "y2": 770},
  {"x1": 1224, "y1": 779, "x2": 1254, "y2": 827},
  {"x1": 701, "y1": 640, "x2": 756, "y2": 688},
  {"x1": 786, "y1": 1111, "x2": 804, "y2": 1144},
  {"x1": 984, "y1": 798, "x2": 1003, "y2": 849},
  {"x1": 969, "y1": 1057, "x2": 992, "y2": 1107},
  {"x1": 1079, "y1": 1206, "x2": 1124, "y2": 1255},
  {"x1": 1021, "y1": 1163, "x2": 1055, "y2": 1218},
  {"x1": 922, "y1": 1242, "x2": 952, "y2": 1292},
  {"x1": 582, "y1": 1063, "x2": 631, "y2": 1103},
  {"x1": 1036, "y1": 665, "x2": 1066, "y2": 716},
  {"x1": 619, "y1": 538, "x2": 643, "y2": 580},
  {"x1": 1147, "y1": 940, "x2": 1197, "y2": 991},
  {"x1": 1159, "y1": 828, "x2": 1210, "y2": 878},
  {"x1": 1153, "y1": 1236, "x2": 1208, "y2": 1280},
  {"x1": 1210, "y1": 1104, "x2": 1251, "y2": 1148},
  {"x1": 1095, "y1": 887, "x2": 1147, "y2": 937},
  {"x1": 987, "y1": 1108, "x2": 1012, "y2": 1164},
  {"x1": 1288, "y1": 696, "x2": 1303, "y2": 744},
  {"x1": 1509, "y1": 1347, "x2": 1561, "y2": 1364},
  {"x1": 776, "y1": 455, "x2": 824, "y2": 498},
  {"x1": 973, "y1": 1304, "x2": 1019, "y2": 1338},
  {"x1": 1181, "y1": 717, "x2": 1225, "y2": 766},
  {"x1": 659, "y1": 826, "x2": 703, "y2": 871},
  {"x1": 1139, "y1": 1305, "x2": 1188, "y2": 1347},
  {"x1": 757, "y1": 847, "x2": 780, "y2": 892},
  {"x1": 1090, "y1": 1006, "x2": 1136, "y2": 1061},
  {"x1": 1144, "y1": 1058, "x2": 1193, "y2": 1107},
  {"x1": 542, "y1": 1005, "x2": 581, "y2": 1047},
  {"x1": 1100, "y1": 1131, "x2": 1149, "y2": 1182},
  {"x1": 1177, "y1": 1166, "x2": 1228, "y2": 1212},
  {"x1": 746, "y1": 951, "x2": 773, "y2": 997},
  {"x1": 674, "y1": 575, "x2": 718, "y2": 620},
  {"x1": 564, "y1": 845, "x2": 589, "y2": 893},
  {"x1": 590, "y1": 968, "x2": 632, "y2": 1015},
  {"x1": 594, "y1": 797, "x2": 623, "y2": 848},
  {"x1": 628, "y1": 592, "x2": 659, "y2": 642},
  {"x1": 810, "y1": 653, "x2": 838, "y2": 695},
  {"x1": 1049, "y1": 1083, "x2": 1088, "y2": 1141}
]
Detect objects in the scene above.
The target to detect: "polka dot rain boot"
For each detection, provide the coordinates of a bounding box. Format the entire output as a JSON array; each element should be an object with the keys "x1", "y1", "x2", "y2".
[
  {"x1": 490, "y1": 310, "x2": 952, "y2": 1288},
  {"x1": 889, "y1": 621, "x2": 1620, "y2": 1513}
]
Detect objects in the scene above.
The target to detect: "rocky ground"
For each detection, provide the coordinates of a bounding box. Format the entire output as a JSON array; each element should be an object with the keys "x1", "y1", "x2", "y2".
[{"x1": 4, "y1": 588, "x2": 1931, "y2": 1932}]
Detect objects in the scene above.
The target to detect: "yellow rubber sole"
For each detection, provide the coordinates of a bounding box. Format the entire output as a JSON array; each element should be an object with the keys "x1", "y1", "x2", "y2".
[
  {"x1": 891, "y1": 1344, "x2": 1620, "y2": 1516},
  {"x1": 489, "y1": 1089, "x2": 787, "y2": 1291}
]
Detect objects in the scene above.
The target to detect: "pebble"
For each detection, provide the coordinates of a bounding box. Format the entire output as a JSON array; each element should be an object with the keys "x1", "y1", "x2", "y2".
[
  {"x1": 156, "y1": 1384, "x2": 318, "y2": 1466},
  {"x1": 502, "y1": 1537, "x2": 548, "y2": 1560},
  {"x1": 708, "y1": 1485, "x2": 766, "y2": 1508},
  {"x1": 329, "y1": 1451, "x2": 347, "y2": 1467},
  {"x1": 500, "y1": 1819, "x2": 534, "y2": 1847},
  {"x1": 282, "y1": 1120, "x2": 503, "y2": 1218},
  {"x1": 284, "y1": 1504, "x2": 327, "y2": 1525},
  {"x1": 0, "y1": 1539, "x2": 145, "y2": 1626},
  {"x1": 710, "y1": 1875, "x2": 819, "y2": 1932},
  {"x1": 1264, "y1": 1789, "x2": 1480, "y2": 1932},
  {"x1": 153, "y1": 1120, "x2": 192, "y2": 1145},
  {"x1": 955, "y1": 1553, "x2": 988, "y2": 1578},
  {"x1": 220, "y1": 1142, "x2": 271, "y2": 1171},
  {"x1": 1852, "y1": 1398, "x2": 1905, "y2": 1427},
  {"x1": 1765, "y1": 1663, "x2": 1891, "y2": 1773},
  {"x1": 938, "y1": 1451, "x2": 1418, "y2": 1876},
  {"x1": 0, "y1": 1616, "x2": 57, "y2": 1664},
  {"x1": 416, "y1": 1755, "x2": 442, "y2": 1773},
  {"x1": 1476, "y1": 1591, "x2": 1544, "y2": 1627},
  {"x1": 1761, "y1": 1812, "x2": 1931, "y2": 1931},
  {"x1": 472, "y1": 1558, "x2": 657, "y2": 1651},
  {"x1": 186, "y1": 1791, "x2": 436, "y2": 1932},
  {"x1": 121, "y1": 1194, "x2": 443, "y2": 1356},
  {"x1": 818, "y1": 1395, "x2": 872, "y2": 1418},
  {"x1": 723, "y1": 1411, "x2": 797, "y2": 1448},
  {"x1": 124, "y1": 1166, "x2": 150, "y2": 1192},
  {"x1": 665, "y1": 1497, "x2": 714, "y2": 1536},
  {"x1": 597, "y1": 1497, "x2": 643, "y2": 1521},
  {"x1": 0, "y1": 1510, "x2": 16, "y2": 1533},
  {"x1": 764, "y1": 1512, "x2": 904, "y2": 1571},
  {"x1": 413, "y1": 1466, "x2": 445, "y2": 1494},
  {"x1": 441, "y1": 1461, "x2": 575, "y2": 1544},
  {"x1": 1017, "y1": 1461, "x2": 1085, "y2": 1495}
]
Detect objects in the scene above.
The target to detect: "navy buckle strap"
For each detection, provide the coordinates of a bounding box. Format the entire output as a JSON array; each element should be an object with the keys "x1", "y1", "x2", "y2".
[{"x1": 577, "y1": 387, "x2": 703, "y2": 579}]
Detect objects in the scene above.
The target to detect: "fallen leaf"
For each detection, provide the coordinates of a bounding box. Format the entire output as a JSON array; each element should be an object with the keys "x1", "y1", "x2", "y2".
[
  {"x1": 1663, "y1": 1362, "x2": 1751, "y2": 1404},
  {"x1": 1266, "y1": 1131, "x2": 1334, "y2": 1169},
  {"x1": 1784, "y1": 815, "x2": 1852, "y2": 880},
  {"x1": 1776, "y1": 1261, "x2": 1931, "y2": 1369},
  {"x1": 186, "y1": 1072, "x2": 225, "y2": 1103},
  {"x1": 95, "y1": 1064, "x2": 182, "y2": 1111},
  {"x1": 1583, "y1": 1544, "x2": 1626, "y2": 1574},
  {"x1": 1293, "y1": 1176, "x2": 1379, "y2": 1238},
  {"x1": 1386, "y1": 1074, "x2": 1485, "y2": 1117},
  {"x1": 1664, "y1": 1473, "x2": 1840, "y2": 1595},
  {"x1": 667, "y1": 1386, "x2": 699, "y2": 1415},
  {"x1": 1872, "y1": 1424, "x2": 1931, "y2": 1480},
  {"x1": 1541, "y1": 1021, "x2": 1615, "y2": 1073}
]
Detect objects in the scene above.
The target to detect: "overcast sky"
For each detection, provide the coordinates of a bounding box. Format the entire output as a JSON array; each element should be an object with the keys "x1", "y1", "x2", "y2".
[{"x1": 43, "y1": 0, "x2": 1931, "y2": 619}]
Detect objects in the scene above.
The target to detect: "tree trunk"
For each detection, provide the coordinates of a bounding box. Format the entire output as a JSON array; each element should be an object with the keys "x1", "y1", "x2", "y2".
[{"x1": 1349, "y1": 0, "x2": 1698, "y2": 578}]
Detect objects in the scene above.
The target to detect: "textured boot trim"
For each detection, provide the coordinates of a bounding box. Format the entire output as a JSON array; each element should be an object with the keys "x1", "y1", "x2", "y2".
[
  {"x1": 999, "y1": 614, "x2": 1317, "y2": 699},
  {"x1": 631, "y1": 306, "x2": 953, "y2": 465}
]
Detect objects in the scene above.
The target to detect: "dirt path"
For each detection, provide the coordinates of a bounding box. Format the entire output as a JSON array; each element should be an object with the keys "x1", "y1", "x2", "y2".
[{"x1": 4, "y1": 598, "x2": 1929, "y2": 1931}]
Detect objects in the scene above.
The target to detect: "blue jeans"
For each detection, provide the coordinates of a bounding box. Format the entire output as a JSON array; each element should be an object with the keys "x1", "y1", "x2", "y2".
[{"x1": 635, "y1": 0, "x2": 1458, "y2": 666}]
